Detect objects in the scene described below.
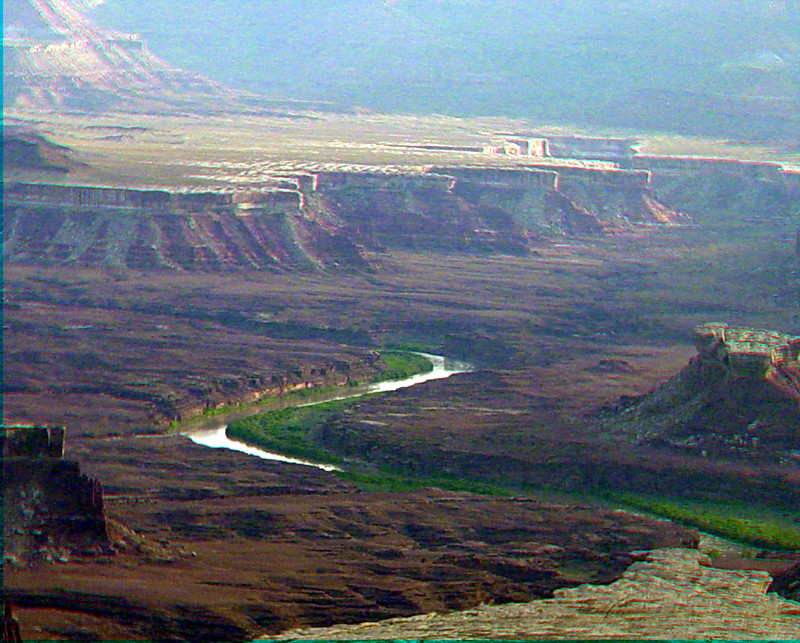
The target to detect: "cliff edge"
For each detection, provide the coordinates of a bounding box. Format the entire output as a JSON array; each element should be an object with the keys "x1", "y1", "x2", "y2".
[
  {"x1": 260, "y1": 548, "x2": 800, "y2": 640},
  {"x1": 596, "y1": 323, "x2": 800, "y2": 463},
  {"x1": 2, "y1": 426, "x2": 110, "y2": 567}
]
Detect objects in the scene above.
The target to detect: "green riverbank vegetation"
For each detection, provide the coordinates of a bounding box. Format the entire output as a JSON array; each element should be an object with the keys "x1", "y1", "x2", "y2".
[
  {"x1": 607, "y1": 492, "x2": 800, "y2": 551},
  {"x1": 171, "y1": 350, "x2": 434, "y2": 430},
  {"x1": 375, "y1": 350, "x2": 433, "y2": 382},
  {"x1": 227, "y1": 399, "x2": 800, "y2": 551}
]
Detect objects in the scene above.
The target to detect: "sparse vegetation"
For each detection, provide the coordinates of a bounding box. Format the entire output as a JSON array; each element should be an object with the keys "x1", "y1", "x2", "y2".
[
  {"x1": 6, "y1": 2, "x2": 800, "y2": 638},
  {"x1": 375, "y1": 351, "x2": 433, "y2": 382},
  {"x1": 223, "y1": 351, "x2": 433, "y2": 461},
  {"x1": 609, "y1": 493, "x2": 800, "y2": 551},
  {"x1": 337, "y1": 468, "x2": 516, "y2": 497},
  {"x1": 225, "y1": 400, "x2": 352, "y2": 465}
]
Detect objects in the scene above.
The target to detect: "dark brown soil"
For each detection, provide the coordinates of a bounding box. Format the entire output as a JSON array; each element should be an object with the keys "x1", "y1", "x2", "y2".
[
  {"x1": 6, "y1": 433, "x2": 698, "y2": 641},
  {"x1": 3, "y1": 222, "x2": 798, "y2": 640}
]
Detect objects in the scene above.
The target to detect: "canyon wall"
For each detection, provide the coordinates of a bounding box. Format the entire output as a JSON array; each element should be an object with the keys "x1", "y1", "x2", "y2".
[
  {"x1": 3, "y1": 0, "x2": 233, "y2": 112},
  {"x1": 634, "y1": 156, "x2": 785, "y2": 183},
  {"x1": 152, "y1": 352, "x2": 383, "y2": 424},
  {"x1": 4, "y1": 152, "x2": 797, "y2": 272},
  {"x1": 3, "y1": 426, "x2": 109, "y2": 567},
  {"x1": 2, "y1": 182, "x2": 363, "y2": 271},
  {"x1": 596, "y1": 323, "x2": 800, "y2": 464}
]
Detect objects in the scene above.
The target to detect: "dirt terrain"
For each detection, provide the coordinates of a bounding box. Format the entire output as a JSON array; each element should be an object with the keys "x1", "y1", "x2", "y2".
[
  {"x1": 3, "y1": 3, "x2": 800, "y2": 638},
  {"x1": 5, "y1": 228, "x2": 799, "y2": 639},
  {"x1": 7, "y1": 431, "x2": 699, "y2": 641},
  {"x1": 3, "y1": 107, "x2": 800, "y2": 640}
]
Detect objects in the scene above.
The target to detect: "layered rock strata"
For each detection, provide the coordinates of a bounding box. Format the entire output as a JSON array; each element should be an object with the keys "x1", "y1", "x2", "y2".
[
  {"x1": 3, "y1": 0, "x2": 236, "y2": 111},
  {"x1": 261, "y1": 549, "x2": 800, "y2": 640},
  {"x1": 597, "y1": 323, "x2": 800, "y2": 462},
  {"x1": 694, "y1": 322, "x2": 800, "y2": 405},
  {"x1": 2, "y1": 159, "x2": 687, "y2": 271}
]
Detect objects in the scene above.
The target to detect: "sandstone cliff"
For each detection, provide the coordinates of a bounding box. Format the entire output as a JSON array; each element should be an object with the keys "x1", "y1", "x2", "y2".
[
  {"x1": 3, "y1": 426, "x2": 109, "y2": 567},
  {"x1": 596, "y1": 323, "x2": 800, "y2": 463},
  {"x1": 3, "y1": 0, "x2": 240, "y2": 112},
  {"x1": 2, "y1": 161, "x2": 689, "y2": 272},
  {"x1": 261, "y1": 548, "x2": 800, "y2": 640}
]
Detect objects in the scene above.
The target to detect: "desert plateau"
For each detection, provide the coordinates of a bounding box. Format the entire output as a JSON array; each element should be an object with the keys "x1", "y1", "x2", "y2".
[{"x1": 3, "y1": 0, "x2": 800, "y2": 641}]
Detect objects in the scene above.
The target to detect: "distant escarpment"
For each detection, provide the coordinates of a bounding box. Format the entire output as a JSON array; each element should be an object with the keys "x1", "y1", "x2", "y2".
[
  {"x1": 2, "y1": 162, "x2": 686, "y2": 271},
  {"x1": 7, "y1": 149, "x2": 797, "y2": 272},
  {"x1": 432, "y1": 164, "x2": 686, "y2": 235},
  {"x1": 596, "y1": 323, "x2": 800, "y2": 463},
  {"x1": 2, "y1": 199, "x2": 366, "y2": 272},
  {"x1": 3, "y1": 0, "x2": 238, "y2": 113}
]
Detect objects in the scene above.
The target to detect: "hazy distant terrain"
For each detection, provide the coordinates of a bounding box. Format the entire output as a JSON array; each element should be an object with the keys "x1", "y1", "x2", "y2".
[{"x1": 87, "y1": 0, "x2": 800, "y2": 140}]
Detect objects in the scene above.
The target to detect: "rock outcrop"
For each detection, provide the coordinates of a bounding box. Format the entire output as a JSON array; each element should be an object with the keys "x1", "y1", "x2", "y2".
[
  {"x1": 260, "y1": 549, "x2": 800, "y2": 640},
  {"x1": 2, "y1": 130, "x2": 82, "y2": 173},
  {"x1": 433, "y1": 163, "x2": 688, "y2": 234},
  {"x1": 2, "y1": 160, "x2": 689, "y2": 271},
  {"x1": 3, "y1": 425, "x2": 110, "y2": 567},
  {"x1": 2, "y1": 183, "x2": 368, "y2": 271},
  {"x1": 3, "y1": 0, "x2": 238, "y2": 112},
  {"x1": 695, "y1": 323, "x2": 800, "y2": 403},
  {"x1": 770, "y1": 560, "x2": 800, "y2": 603},
  {"x1": 597, "y1": 323, "x2": 800, "y2": 463}
]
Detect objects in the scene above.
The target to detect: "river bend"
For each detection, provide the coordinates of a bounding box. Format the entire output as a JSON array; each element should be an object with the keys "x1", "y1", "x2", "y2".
[{"x1": 184, "y1": 354, "x2": 470, "y2": 470}]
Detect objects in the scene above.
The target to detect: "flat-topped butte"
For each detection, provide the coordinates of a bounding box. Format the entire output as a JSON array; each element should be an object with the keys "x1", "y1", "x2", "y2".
[{"x1": 694, "y1": 322, "x2": 800, "y2": 402}]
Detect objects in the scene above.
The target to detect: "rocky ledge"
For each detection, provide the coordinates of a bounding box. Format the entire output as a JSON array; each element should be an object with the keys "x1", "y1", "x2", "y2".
[
  {"x1": 261, "y1": 548, "x2": 800, "y2": 640},
  {"x1": 597, "y1": 323, "x2": 800, "y2": 463},
  {"x1": 694, "y1": 322, "x2": 800, "y2": 404}
]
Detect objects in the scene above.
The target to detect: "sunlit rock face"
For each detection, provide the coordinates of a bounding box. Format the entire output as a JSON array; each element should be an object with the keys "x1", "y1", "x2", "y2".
[
  {"x1": 694, "y1": 323, "x2": 800, "y2": 403},
  {"x1": 2, "y1": 0, "x2": 230, "y2": 111},
  {"x1": 260, "y1": 549, "x2": 800, "y2": 640},
  {"x1": 595, "y1": 323, "x2": 800, "y2": 463}
]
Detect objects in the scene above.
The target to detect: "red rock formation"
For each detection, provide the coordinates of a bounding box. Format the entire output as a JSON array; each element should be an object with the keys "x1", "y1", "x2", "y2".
[
  {"x1": 597, "y1": 323, "x2": 800, "y2": 463},
  {"x1": 3, "y1": 426, "x2": 110, "y2": 567},
  {"x1": 694, "y1": 322, "x2": 800, "y2": 405}
]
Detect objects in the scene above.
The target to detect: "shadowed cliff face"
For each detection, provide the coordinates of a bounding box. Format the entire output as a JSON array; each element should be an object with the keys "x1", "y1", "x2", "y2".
[
  {"x1": 3, "y1": 427, "x2": 110, "y2": 568},
  {"x1": 2, "y1": 130, "x2": 83, "y2": 173}
]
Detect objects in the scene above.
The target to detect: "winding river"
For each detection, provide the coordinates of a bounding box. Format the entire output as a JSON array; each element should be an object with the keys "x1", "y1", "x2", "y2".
[{"x1": 183, "y1": 354, "x2": 471, "y2": 471}]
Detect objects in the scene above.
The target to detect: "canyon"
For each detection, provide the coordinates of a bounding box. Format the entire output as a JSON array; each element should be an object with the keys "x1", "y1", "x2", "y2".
[
  {"x1": 4, "y1": 113, "x2": 800, "y2": 640},
  {"x1": 3, "y1": 1, "x2": 800, "y2": 640},
  {"x1": 3, "y1": 109, "x2": 800, "y2": 638},
  {"x1": 3, "y1": 147, "x2": 691, "y2": 273}
]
